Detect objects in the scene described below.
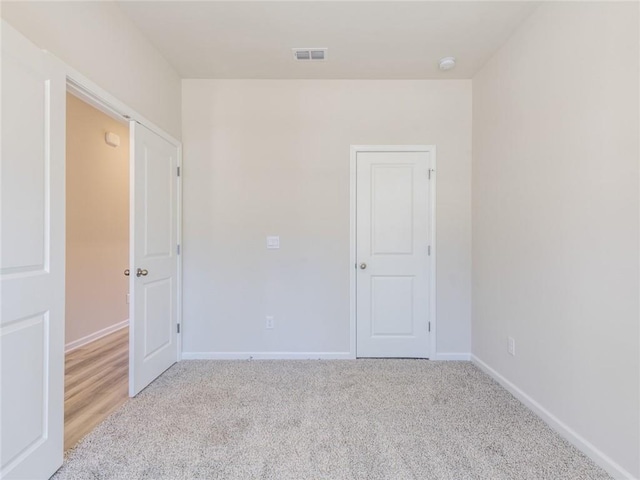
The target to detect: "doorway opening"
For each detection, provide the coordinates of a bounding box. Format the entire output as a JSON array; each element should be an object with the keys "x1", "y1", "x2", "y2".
[{"x1": 63, "y1": 92, "x2": 130, "y2": 451}]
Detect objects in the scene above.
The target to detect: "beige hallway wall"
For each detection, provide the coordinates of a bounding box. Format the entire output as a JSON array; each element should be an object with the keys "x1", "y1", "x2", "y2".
[{"x1": 66, "y1": 93, "x2": 129, "y2": 346}]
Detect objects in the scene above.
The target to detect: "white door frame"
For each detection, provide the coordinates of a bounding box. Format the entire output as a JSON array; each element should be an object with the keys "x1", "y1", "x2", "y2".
[
  {"x1": 349, "y1": 145, "x2": 436, "y2": 359},
  {"x1": 61, "y1": 61, "x2": 184, "y2": 363}
]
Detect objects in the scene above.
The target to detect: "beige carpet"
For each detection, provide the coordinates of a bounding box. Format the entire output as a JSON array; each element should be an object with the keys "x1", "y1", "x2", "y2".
[{"x1": 54, "y1": 360, "x2": 610, "y2": 479}]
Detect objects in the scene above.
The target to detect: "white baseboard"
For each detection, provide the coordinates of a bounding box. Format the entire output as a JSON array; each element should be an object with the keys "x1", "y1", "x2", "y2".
[
  {"x1": 181, "y1": 351, "x2": 354, "y2": 360},
  {"x1": 432, "y1": 352, "x2": 471, "y2": 361},
  {"x1": 182, "y1": 352, "x2": 472, "y2": 361},
  {"x1": 471, "y1": 354, "x2": 636, "y2": 480},
  {"x1": 65, "y1": 319, "x2": 129, "y2": 353}
]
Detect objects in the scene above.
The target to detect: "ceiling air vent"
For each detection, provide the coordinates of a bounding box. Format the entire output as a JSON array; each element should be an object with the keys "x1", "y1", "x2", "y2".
[{"x1": 292, "y1": 48, "x2": 328, "y2": 61}]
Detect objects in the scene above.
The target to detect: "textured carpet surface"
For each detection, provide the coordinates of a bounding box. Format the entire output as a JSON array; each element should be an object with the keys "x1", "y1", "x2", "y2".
[{"x1": 54, "y1": 360, "x2": 610, "y2": 480}]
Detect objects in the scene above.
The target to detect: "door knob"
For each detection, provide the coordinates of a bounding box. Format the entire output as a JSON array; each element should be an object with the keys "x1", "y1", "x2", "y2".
[
  {"x1": 124, "y1": 269, "x2": 130, "y2": 277},
  {"x1": 136, "y1": 268, "x2": 148, "y2": 277},
  {"x1": 360, "y1": 263, "x2": 367, "y2": 270}
]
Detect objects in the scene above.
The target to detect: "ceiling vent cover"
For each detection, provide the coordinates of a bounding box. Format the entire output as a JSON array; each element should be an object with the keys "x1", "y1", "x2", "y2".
[{"x1": 293, "y1": 48, "x2": 328, "y2": 61}]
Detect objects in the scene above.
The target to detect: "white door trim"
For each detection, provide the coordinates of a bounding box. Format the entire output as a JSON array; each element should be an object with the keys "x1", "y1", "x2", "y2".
[
  {"x1": 349, "y1": 145, "x2": 437, "y2": 359},
  {"x1": 58, "y1": 57, "x2": 183, "y2": 361}
]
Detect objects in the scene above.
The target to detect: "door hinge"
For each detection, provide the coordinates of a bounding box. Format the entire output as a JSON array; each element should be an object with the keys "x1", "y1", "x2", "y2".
[
  {"x1": 177, "y1": 166, "x2": 181, "y2": 177},
  {"x1": 428, "y1": 321, "x2": 431, "y2": 333},
  {"x1": 177, "y1": 324, "x2": 181, "y2": 334},
  {"x1": 177, "y1": 244, "x2": 181, "y2": 255},
  {"x1": 428, "y1": 245, "x2": 431, "y2": 256}
]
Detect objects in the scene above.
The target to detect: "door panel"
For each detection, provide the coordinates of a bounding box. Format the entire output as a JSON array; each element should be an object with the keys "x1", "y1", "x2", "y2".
[
  {"x1": 143, "y1": 151, "x2": 172, "y2": 257},
  {"x1": 143, "y1": 278, "x2": 173, "y2": 359},
  {"x1": 371, "y1": 166, "x2": 414, "y2": 255},
  {"x1": 356, "y1": 150, "x2": 431, "y2": 358},
  {"x1": 371, "y1": 276, "x2": 414, "y2": 336},
  {"x1": 1, "y1": 46, "x2": 46, "y2": 272},
  {"x1": 0, "y1": 22, "x2": 65, "y2": 479},
  {"x1": 130, "y1": 122, "x2": 178, "y2": 396}
]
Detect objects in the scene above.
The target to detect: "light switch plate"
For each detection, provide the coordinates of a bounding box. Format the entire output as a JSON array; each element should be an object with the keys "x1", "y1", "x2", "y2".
[{"x1": 266, "y1": 236, "x2": 280, "y2": 249}]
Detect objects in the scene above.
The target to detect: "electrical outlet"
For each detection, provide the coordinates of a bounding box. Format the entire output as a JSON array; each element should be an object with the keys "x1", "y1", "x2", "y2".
[
  {"x1": 266, "y1": 236, "x2": 280, "y2": 249},
  {"x1": 508, "y1": 336, "x2": 516, "y2": 356},
  {"x1": 266, "y1": 316, "x2": 275, "y2": 329}
]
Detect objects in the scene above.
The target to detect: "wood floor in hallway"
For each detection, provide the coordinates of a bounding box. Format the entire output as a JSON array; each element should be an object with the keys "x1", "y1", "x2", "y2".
[{"x1": 64, "y1": 327, "x2": 129, "y2": 451}]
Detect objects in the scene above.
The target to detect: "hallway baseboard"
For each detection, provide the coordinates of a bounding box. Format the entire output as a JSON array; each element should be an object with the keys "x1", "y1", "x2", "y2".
[{"x1": 65, "y1": 319, "x2": 129, "y2": 353}]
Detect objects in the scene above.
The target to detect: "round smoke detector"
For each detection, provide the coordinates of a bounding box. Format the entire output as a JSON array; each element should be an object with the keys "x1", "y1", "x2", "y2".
[{"x1": 439, "y1": 57, "x2": 456, "y2": 71}]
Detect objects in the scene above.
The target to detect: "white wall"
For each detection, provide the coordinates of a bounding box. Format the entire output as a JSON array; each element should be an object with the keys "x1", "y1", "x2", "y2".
[
  {"x1": 66, "y1": 93, "x2": 129, "y2": 347},
  {"x1": 472, "y1": 3, "x2": 639, "y2": 478},
  {"x1": 182, "y1": 80, "x2": 471, "y2": 358},
  {"x1": 1, "y1": 1, "x2": 181, "y2": 138}
]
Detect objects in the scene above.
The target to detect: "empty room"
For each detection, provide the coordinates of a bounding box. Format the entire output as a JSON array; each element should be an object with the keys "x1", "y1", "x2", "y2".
[{"x1": 0, "y1": 1, "x2": 638, "y2": 479}]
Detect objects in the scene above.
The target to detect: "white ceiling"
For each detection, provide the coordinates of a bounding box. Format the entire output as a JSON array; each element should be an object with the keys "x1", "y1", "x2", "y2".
[{"x1": 117, "y1": 1, "x2": 539, "y2": 79}]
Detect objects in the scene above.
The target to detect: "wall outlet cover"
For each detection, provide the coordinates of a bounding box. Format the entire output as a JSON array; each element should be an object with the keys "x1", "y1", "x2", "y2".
[
  {"x1": 266, "y1": 236, "x2": 280, "y2": 249},
  {"x1": 266, "y1": 316, "x2": 275, "y2": 329}
]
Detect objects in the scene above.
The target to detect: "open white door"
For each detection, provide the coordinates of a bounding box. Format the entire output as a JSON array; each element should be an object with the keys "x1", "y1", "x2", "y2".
[
  {"x1": 129, "y1": 122, "x2": 179, "y2": 396},
  {"x1": 0, "y1": 22, "x2": 65, "y2": 479}
]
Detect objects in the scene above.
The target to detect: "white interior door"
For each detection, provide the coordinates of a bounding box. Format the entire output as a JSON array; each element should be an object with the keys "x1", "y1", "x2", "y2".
[
  {"x1": 356, "y1": 149, "x2": 432, "y2": 358},
  {"x1": 129, "y1": 122, "x2": 179, "y2": 396},
  {"x1": 0, "y1": 22, "x2": 65, "y2": 479}
]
